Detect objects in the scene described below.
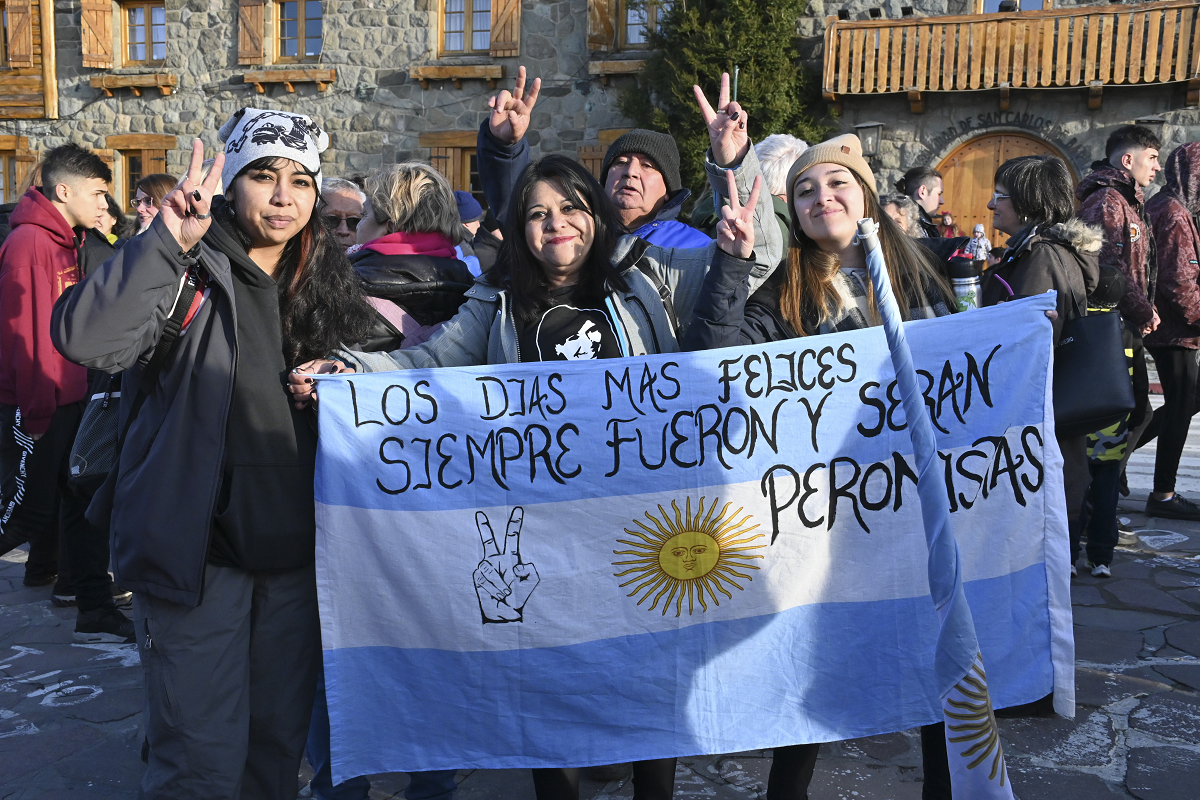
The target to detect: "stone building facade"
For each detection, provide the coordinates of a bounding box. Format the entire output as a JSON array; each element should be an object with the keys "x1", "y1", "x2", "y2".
[
  {"x1": 0, "y1": 0, "x2": 1194, "y2": 234},
  {"x1": 808, "y1": 0, "x2": 1200, "y2": 240},
  {"x1": 0, "y1": 0, "x2": 656, "y2": 210}
]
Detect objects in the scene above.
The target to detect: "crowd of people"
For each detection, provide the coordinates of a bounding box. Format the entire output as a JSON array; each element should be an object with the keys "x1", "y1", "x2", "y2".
[{"x1": 0, "y1": 60, "x2": 1197, "y2": 799}]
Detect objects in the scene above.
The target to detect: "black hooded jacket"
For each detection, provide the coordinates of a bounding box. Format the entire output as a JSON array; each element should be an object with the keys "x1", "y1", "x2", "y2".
[{"x1": 351, "y1": 247, "x2": 474, "y2": 352}]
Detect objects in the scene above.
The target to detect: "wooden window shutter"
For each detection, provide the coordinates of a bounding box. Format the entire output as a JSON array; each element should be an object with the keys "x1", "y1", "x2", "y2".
[
  {"x1": 238, "y1": 0, "x2": 266, "y2": 65},
  {"x1": 489, "y1": 0, "x2": 520, "y2": 58},
  {"x1": 6, "y1": 0, "x2": 33, "y2": 68},
  {"x1": 587, "y1": 0, "x2": 615, "y2": 53},
  {"x1": 81, "y1": 0, "x2": 114, "y2": 70}
]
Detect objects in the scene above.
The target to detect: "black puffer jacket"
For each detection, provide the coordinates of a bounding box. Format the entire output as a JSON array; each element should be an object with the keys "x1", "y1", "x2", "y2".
[
  {"x1": 682, "y1": 241, "x2": 956, "y2": 350},
  {"x1": 981, "y1": 218, "x2": 1102, "y2": 344},
  {"x1": 351, "y1": 247, "x2": 475, "y2": 352}
]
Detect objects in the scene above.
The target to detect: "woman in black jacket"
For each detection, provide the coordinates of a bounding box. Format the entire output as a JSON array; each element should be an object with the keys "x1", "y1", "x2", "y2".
[
  {"x1": 683, "y1": 133, "x2": 954, "y2": 352},
  {"x1": 982, "y1": 155, "x2": 1102, "y2": 581},
  {"x1": 52, "y1": 110, "x2": 373, "y2": 799},
  {"x1": 350, "y1": 162, "x2": 475, "y2": 351},
  {"x1": 682, "y1": 135, "x2": 956, "y2": 800}
]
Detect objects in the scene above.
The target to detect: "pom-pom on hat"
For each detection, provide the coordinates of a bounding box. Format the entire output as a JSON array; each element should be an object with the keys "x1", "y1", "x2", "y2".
[{"x1": 217, "y1": 108, "x2": 329, "y2": 191}]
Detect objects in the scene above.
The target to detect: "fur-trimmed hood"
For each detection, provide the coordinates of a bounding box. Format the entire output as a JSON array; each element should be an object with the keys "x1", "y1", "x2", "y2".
[{"x1": 1039, "y1": 218, "x2": 1104, "y2": 255}]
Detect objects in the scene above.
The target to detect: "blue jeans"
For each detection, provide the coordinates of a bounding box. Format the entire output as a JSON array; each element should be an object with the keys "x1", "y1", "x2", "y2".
[{"x1": 306, "y1": 669, "x2": 458, "y2": 800}]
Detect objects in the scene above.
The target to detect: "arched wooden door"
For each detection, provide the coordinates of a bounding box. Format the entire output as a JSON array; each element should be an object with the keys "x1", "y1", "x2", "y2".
[{"x1": 935, "y1": 133, "x2": 1075, "y2": 247}]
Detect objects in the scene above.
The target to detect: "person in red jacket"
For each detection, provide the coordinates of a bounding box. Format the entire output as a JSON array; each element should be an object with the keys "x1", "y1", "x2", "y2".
[
  {"x1": 0, "y1": 143, "x2": 134, "y2": 642},
  {"x1": 1140, "y1": 143, "x2": 1200, "y2": 521},
  {"x1": 1076, "y1": 125, "x2": 1173, "y2": 519}
]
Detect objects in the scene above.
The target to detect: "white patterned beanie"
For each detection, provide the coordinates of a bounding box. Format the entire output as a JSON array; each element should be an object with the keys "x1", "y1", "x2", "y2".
[{"x1": 217, "y1": 108, "x2": 329, "y2": 190}]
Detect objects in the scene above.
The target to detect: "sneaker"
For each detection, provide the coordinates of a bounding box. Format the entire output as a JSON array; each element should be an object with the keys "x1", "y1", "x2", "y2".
[
  {"x1": 1145, "y1": 493, "x2": 1200, "y2": 521},
  {"x1": 73, "y1": 607, "x2": 135, "y2": 644},
  {"x1": 1085, "y1": 560, "x2": 1111, "y2": 578},
  {"x1": 1070, "y1": 564, "x2": 1078, "y2": 577},
  {"x1": 54, "y1": 585, "x2": 133, "y2": 608},
  {"x1": 1118, "y1": 519, "x2": 1140, "y2": 546}
]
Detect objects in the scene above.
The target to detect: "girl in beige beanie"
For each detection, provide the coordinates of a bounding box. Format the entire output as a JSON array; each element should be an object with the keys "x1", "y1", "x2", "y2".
[
  {"x1": 683, "y1": 133, "x2": 955, "y2": 348},
  {"x1": 682, "y1": 133, "x2": 961, "y2": 799}
]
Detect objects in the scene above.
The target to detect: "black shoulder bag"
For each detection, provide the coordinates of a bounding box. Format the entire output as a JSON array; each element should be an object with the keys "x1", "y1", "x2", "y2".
[
  {"x1": 75, "y1": 265, "x2": 202, "y2": 522},
  {"x1": 1050, "y1": 250, "x2": 1135, "y2": 440}
]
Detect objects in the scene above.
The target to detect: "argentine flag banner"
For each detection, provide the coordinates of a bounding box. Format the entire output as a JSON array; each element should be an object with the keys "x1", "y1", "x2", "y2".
[{"x1": 314, "y1": 293, "x2": 1074, "y2": 786}]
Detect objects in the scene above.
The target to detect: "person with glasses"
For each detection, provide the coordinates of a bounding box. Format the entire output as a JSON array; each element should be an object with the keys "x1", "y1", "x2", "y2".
[
  {"x1": 131, "y1": 174, "x2": 175, "y2": 235},
  {"x1": 983, "y1": 156, "x2": 1102, "y2": 582},
  {"x1": 319, "y1": 176, "x2": 366, "y2": 250}
]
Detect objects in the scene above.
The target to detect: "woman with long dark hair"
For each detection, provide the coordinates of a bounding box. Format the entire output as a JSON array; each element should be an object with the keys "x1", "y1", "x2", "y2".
[
  {"x1": 681, "y1": 133, "x2": 957, "y2": 800},
  {"x1": 52, "y1": 108, "x2": 373, "y2": 798},
  {"x1": 289, "y1": 155, "x2": 764, "y2": 800}
]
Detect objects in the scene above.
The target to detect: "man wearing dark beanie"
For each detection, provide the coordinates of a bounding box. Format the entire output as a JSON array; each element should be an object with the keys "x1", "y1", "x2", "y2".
[
  {"x1": 476, "y1": 69, "x2": 718, "y2": 251},
  {"x1": 594, "y1": 129, "x2": 712, "y2": 248}
]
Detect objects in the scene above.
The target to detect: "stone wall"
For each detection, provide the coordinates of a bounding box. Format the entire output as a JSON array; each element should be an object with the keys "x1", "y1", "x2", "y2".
[
  {"x1": 1, "y1": 0, "x2": 641, "y2": 179},
  {"x1": 834, "y1": 85, "x2": 1200, "y2": 194}
]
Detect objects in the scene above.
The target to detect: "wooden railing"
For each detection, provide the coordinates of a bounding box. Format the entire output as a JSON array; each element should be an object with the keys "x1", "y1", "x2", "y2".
[{"x1": 823, "y1": 0, "x2": 1200, "y2": 110}]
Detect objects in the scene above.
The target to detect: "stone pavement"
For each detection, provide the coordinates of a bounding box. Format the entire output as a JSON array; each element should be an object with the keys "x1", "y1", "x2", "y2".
[{"x1": 2, "y1": 402, "x2": 1199, "y2": 799}]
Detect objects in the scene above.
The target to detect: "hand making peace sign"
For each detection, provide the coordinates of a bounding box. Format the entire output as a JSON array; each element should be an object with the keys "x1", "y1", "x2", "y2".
[
  {"x1": 693, "y1": 72, "x2": 751, "y2": 169},
  {"x1": 716, "y1": 169, "x2": 762, "y2": 260},
  {"x1": 488, "y1": 65, "x2": 542, "y2": 146},
  {"x1": 473, "y1": 507, "x2": 540, "y2": 623},
  {"x1": 161, "y1": 139, "x2": 225, "y2": 253}
]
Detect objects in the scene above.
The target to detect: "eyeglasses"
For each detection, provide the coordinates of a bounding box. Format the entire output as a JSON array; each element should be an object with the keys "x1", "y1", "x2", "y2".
[
  {"x1": 131, "y1": 196, "x2": 156, "y2": 208},
  {"x1": 321, "y1": 215, "x2": 362, "y2": 232},
  {"x1": 990, "y1": 192, "x2": 1011, "y2": 203}
]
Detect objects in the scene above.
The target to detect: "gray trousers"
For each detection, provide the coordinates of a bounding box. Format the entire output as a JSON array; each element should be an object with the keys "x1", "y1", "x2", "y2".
[{"x1": 133, "y1": 562, "x2": 321, "y2": 800}]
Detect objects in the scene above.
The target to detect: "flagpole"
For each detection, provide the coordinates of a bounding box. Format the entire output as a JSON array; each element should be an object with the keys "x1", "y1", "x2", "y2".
[{"x1": 856, "y1": 218, "x2": 1014, "y2": 796}]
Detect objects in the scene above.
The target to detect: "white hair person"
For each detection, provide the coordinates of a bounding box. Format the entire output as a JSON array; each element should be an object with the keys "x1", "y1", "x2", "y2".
[{"x1": 754, "y1": 134, "x2": 810, "y2": 199}]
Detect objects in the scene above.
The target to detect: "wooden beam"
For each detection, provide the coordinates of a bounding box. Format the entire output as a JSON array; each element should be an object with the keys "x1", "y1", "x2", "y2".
[
  {"x1": 0, "y1": 135, "x2": 30, "y2": 149},
  {"x1": 1188, "y1": 78, "x2": 1200, "y2": 107},
  {"x1": 90, "y1": 73, "x2": 178, "y2": 97},
  {"x1": 1088, "y1": 80, "x2": 1103, "y2": 109},
  {"x1": 242, "y1": 69, "x2": 336, "y2": 94},
  {"x1": 39, "y1": 0, "x2": 57, "y2": 119},
  {"x1": 907, "y1": 89, "x2": 924, "y2": 114},
  {"x1": 418, "y1": 131, "x2": 477, "y2": 147},
  {"x1": 586, "y1": 59, "x2": 647, "y2": 86},
  {"x1": 106, "y1": 134, "x2": 178, "y2": 149},
  {"x1": 410, "y1": 65, "x2": 504, "y2": 90},
  {"x1": 999, "y1": 84, "x2": 1010, "y2": 111}
]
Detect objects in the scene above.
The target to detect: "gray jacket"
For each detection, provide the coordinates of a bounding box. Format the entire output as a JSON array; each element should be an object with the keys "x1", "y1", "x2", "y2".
[
  {"x1": 340, "y1": 148, "x2": 782, "y2": 371},
  {"x1": 51, "y1": 216, "x2": 242, "y2": 607}
]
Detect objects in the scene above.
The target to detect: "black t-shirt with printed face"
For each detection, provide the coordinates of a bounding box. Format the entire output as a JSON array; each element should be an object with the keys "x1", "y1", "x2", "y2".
[{"x1": 517, "y1": 285, "x2": 622, "y2": 363}]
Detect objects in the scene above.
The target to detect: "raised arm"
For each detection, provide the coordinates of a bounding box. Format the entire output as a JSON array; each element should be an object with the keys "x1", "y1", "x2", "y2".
[
  {"x1": 694, "y1": 75, "x2": 784, "y2": 274},
  {"x1": 477, "y1": 66, "x2": 540, "y2": 226},
  {"x1": 52, "y1": 140, "x2": 223, "y2": 372}
]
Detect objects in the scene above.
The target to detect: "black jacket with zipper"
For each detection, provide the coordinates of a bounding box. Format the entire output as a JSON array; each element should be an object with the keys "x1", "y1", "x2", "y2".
[{"x1": 50, "y1": 199, "x2": 315, "y2": 606}]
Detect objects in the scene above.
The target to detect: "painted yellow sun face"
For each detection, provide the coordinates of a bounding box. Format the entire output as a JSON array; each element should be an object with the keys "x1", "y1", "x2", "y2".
[
  {"x1": 613, "y1": 497, "x2": 766, "y2": 617},
  {"x1": 660, "y1": 531, "x2": 719, "y2": 579}
]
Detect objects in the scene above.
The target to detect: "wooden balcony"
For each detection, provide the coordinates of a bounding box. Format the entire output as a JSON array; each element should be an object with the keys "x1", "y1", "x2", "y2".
[{"x1": 823, "y1": 0, "x2": 1200, "y2": 112}]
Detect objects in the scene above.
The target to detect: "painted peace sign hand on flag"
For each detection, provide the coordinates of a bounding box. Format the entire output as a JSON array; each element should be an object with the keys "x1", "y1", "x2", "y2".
[{"x1": 473, "y1": 507, "x2": 540, "y2": 623}]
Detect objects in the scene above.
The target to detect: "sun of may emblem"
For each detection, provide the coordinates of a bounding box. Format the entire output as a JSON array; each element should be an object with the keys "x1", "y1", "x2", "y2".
[{"x1": 612, "y1": 497, "x2": 766, "y2": 617}]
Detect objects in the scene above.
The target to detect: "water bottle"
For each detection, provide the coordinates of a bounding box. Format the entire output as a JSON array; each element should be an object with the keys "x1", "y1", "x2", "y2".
[{"x1": 948, "y1": 258, "x2": 984, "y2": 312}]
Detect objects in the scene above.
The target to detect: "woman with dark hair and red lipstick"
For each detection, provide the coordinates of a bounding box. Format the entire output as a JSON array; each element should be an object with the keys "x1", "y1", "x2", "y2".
[{"x1": 52, "y1": 108, "x2": 373, "y2": 798}]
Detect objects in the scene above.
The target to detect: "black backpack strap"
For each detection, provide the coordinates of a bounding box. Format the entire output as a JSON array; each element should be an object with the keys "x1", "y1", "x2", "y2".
[
  {"x1": 116, "y1": 263, "x2": 202, "y2": 448},
  {"x1": 617, "y1": 237, "x2": 680, "y2": 338}
]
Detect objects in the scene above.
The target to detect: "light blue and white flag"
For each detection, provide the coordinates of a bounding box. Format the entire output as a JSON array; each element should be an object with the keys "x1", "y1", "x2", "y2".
[{"x1": 314, "y1": 294, "x2": 1074, "y2": 783}]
